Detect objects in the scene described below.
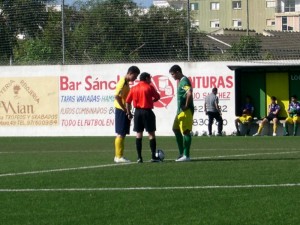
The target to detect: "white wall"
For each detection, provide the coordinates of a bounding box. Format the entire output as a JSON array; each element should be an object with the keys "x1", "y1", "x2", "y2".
[{"x1": 0, "y1": 61, "x2": 288, "y2": 136}]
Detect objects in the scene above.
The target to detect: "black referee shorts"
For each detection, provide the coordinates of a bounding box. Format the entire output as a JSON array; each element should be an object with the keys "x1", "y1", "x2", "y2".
[{"x1": 133, "y1": 108, "x2": 156, "y2": 133}]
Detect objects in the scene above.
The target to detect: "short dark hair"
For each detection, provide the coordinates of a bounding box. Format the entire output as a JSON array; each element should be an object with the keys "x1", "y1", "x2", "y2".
[
  {"x1": 271, "y1": 96, "x2": 277, "y2": 101},
  {"x1": 212, "y1": 87, "x2": 218, "y2": 92},
  {"x1": 169, "y1": 65, "x2": 182, "y2": 74},
  {"x1": 140, "y1": 72, "x2": 151, "y2": 81},
  {"x1": 291, "y1": 95, "x2": 298, "y2": 99},
  {"x1": 127, "y1": 66, "x2": 140, "y2": 75}
]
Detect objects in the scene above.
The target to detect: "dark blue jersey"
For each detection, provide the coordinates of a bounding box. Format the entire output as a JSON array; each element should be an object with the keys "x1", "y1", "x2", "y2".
[
  {"x1": 268, "y1": 103, "x2": 280, "y2": 116},
  {"x1": 242, "y1": 103, "x2": 254, "y2": 115}
]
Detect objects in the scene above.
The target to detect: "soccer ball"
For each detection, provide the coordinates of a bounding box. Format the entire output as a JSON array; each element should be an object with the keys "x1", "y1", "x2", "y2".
[{"x1": 155, "y1": 149, "x2": 165, "y2": 161}]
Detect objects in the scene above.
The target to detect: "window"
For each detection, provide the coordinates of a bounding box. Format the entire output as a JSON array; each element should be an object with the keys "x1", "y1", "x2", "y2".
[
  {"x1": 190, "y1": 3, "x2": 199, "y2": 10},
  {"x1": 233, "y1": 19, "x2": 242, "y2": 27},
  {"x1": 232, "y1": 1, "x2": 242, "y2": 9},
  {"x1": 282, "y1": 16, "x2": 287, "y2": 30},
  {"x1": 210, "y1": 20, "x2": 220, "y2": 28},
  {"x1": 191, "y1": 20, "x2": 199, "y2": 28},
  {"x1": 266, "y1": 19, "x2": 275, "y2": 26},
  {"x1": 266, "y1": 1, "x2": 276, "y2": 8},
  {"x1": 284, "y1": 0, "x2": 295, "y2": 12},
  {"x1": 211, "y1": 2, "x2": 220, "y2": 10},
  {"x1": 281, "y1": 16, "x2": 293, "y2": 31}
]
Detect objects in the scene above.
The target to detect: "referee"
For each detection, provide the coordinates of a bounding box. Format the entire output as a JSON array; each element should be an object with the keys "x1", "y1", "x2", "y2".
[{"x1": 126, "y1": 72, "x2": 161, "y2": 163}]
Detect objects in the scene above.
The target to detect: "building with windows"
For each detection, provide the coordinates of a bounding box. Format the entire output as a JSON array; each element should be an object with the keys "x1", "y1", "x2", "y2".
[
  {"x1": 189, "y1": 0, "x2": 276, "y2": 33},
  {"x1": 275, "y1": 0, "x2": 300, "y2": 31},
  {"x1": 189, "y1": 0, "x2": 300, "y2": 33},
  {"x1": 153, "y1": 0, "x2": 171, "y2": 7},
  {"x1": 153, "y1": 0, "x2": 185, "y2": 9}
]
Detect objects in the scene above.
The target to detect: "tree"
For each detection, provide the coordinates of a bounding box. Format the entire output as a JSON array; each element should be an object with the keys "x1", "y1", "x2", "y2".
[
  {"x1": 66, "y1": 0, "x2": 195, "y2": 63},
  {"x1": 66, "y1": 0, "x2": 141, "y2": 63},
  {"x1": 14, "y1": 4, "x2": 81, "y2": 64},
  {"x1": 9, "y1": 0, "x2": 210, "y2": 64},
  {"x1": 138, "y1": 6, "x2": 188, "y2": 61},
  {"x1": 0, "y1": 0, "x2": 51, "y2": 64},
  {"x1": 14, "y1": 38, "x2": 55, "y2": 64},
  {"x1": 229, "y1": 36, "x2": 262, "y2": 60},
  {"x1": 190, "y1": 31, "x2": 210, "y2": 61},
  {"x1": 0, "y1": 14, "x2": 11, "y2": 63}
]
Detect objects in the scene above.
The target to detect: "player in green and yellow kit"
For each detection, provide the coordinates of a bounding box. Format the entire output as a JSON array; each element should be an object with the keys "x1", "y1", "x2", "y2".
[
  {"x1": 169, "y1": 65, "x2": 194, "y2": 162},
  {"x1": 284, "y1": 95, "x2": 300, "y2": 136}
]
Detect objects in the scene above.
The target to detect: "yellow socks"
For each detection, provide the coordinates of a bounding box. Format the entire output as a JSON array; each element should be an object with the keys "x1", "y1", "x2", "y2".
[
  {"x1": 257, "y1": 125, "x2": 263, "y2": 134},
  {"x1": 115, "y1": 137, "x2": 124, "y2": 158},
  {"x1": 273, "y1": 123, "x2": 277, "y2": 134}
]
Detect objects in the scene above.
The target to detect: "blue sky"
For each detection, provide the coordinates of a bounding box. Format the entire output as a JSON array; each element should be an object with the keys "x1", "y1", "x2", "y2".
[
  {"x1": 63, "y1": 0, "x2": 153, "y2": 7},
  {"x1": 133, "y1": 0, "x2": 153, "y2": 7}
]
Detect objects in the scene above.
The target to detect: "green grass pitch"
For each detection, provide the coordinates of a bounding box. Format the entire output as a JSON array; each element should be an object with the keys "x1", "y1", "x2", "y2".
[{"x1": 0, "y1": 136, "x2": 299, "y2": 225}]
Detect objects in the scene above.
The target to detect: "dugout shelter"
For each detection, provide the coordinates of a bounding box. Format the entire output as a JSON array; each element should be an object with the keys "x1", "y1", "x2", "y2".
[{"x1": 228, "y1": 64, "x2": 300, "y2": 120}]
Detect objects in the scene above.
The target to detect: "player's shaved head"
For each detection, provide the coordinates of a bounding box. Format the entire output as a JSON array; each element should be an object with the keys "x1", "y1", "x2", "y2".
[
  {"x1": 127, "y1": 66, "x2": 140, "y2": 75},
  {"x1": 169, "y1": 65, "x2": 182, "y2": 74}
]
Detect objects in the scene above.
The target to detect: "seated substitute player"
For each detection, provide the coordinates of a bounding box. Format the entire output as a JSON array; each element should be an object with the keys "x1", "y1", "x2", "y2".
[
  {"x1": 126, "y1": 72, "x2": 161, "y2": 163},
  {"x1": 253, "y1": 96, "x2": 280, "y2": 136},
  {"x1": 235, "y1": 96, "x2": 254, "y2": 136},
  {"x1": 283, "y1": 95, "x2": 300, "y2": 136}
]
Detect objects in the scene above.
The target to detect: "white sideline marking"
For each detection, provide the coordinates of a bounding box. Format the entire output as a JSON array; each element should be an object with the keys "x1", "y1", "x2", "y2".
[
  {"x1": 192, "y1": 151, "x2": 300, "y2": 160},
  {"x1": 0, "y1": 183, "x2": 299, "y2": 192},
  {"x1": 0, "y1": 151, "x2": 298, "y2": 178},
  {"x1": 0, "y1": 163, "x2": 134, "y2": 178},
  {"x1": 0, "y1": 150, "x2": 103, "y2": 154}
]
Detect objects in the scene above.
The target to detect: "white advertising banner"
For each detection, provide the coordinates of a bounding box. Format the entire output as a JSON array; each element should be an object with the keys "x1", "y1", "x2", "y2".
[{"x1": 0, "y1": 62, "x2": 236, "y2": 136}]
